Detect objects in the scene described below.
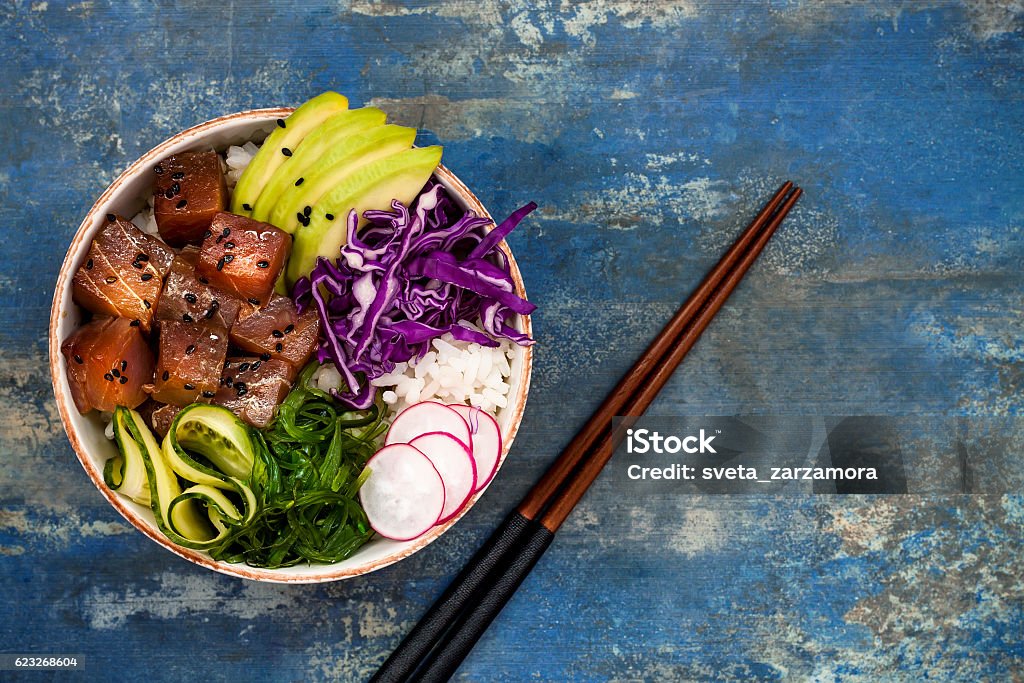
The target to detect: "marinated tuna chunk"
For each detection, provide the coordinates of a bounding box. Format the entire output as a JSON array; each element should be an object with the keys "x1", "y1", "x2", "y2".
[
  {"x1": 229, "y1": 295, "x2": 319, "y2": 372},
  {"x1": 214, "y1": 357, "x2": 292, "y2": 428},
  {"x1": 137, "y1": 400, "x2": 182, "y2": 438},
  {"x1": 196, "y1": 212, "x2": 290, "y2": 306},
  {"x1": 148, "y1": 321, "x2": 228, "y2": 406},
  {"x1": 72, "y1": 215, "x2": 175, "y2": 333},
  {"x1": 156, "y1": 246, "x2": 243, "y2": 330},
  {"x1": 62, "y1": 316, "x2": 155, "y2": 413},
  {"x1": 154, "y1": 152, "x2": 228, "y2": 246}
]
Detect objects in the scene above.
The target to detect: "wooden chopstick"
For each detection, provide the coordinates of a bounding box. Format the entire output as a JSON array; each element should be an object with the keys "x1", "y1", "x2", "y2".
[
  {"x1": 371, "y1": 182, "x2": 802, "y2": 683},
  {"x1": 540, "y1": 186, "x2": 802, "y2": 531}
]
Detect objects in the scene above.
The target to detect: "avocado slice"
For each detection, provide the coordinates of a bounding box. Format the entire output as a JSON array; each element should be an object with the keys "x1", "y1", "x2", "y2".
[
  {"x1": 249, "y1": 107, "x2": 387, "y2": 223},
  {"x1": 269, "y1": 124, "x2": 418, "y2": 233},
  {"x1": 230, "y1": 91, "x2": 348, "y2": 217},
  {"x1": 286, "y1": 146, "x2": 443, "y2": 285}
]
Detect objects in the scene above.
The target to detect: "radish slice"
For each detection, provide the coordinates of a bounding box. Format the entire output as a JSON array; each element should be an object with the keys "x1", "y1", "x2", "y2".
[
  {"x1": 448, "y1": 404, "x2": 503, "y2": 492},
  {"x1": 409, "y1": 432, "x2": 477, "y2": 525},
  {"x1": 385, "y1": 401, "x2": 472, "y2": 450},
  {"x1": 359, "y1": 444, "x2": 445, "y2": 541}
]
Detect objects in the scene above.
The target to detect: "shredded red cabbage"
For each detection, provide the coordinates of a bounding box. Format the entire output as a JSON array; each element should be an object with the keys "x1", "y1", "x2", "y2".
[{"x1": 293, "y1": 183, "x2": 536, "y2": 408}]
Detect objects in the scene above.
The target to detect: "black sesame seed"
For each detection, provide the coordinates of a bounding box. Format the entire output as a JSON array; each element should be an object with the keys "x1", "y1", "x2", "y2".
[
  {"x1": 86, "y1": 258, "x2": 93, "y2": 270},
  {"x1": 224, "y1": 241, "x2": 235, "y2": 250},
  {"x1": 202, "y1": 390, "x2": 215, "y2": 398},
  {"x1": 223, "y1": 254, "x2": 234, "y2": 263},
  {"x1": 236, "y1": 383, "x2": 248, "y2": 397},
  {"x1": 111, "y1": 368, "x2": 120, "y2": 378},
  {"x1": 224, "y1": 377, "x2": 233, "y2": 387},
  {"x1": 285, "y1": 324, "x2": 295, "y2": 334},
  {"x1": 171, "y1": 171, "x2": 184, "y2": 180},
  {"x1": 141, "y1": 273, "x2": 153, "y2": 282},
  {"x1": 162, "y1": 371, "x2": 170, "y2": 381},
  {"x1": 296, "y1": 211, "x2": 305, "y2": 223},
  {"x1": 182, "y1": 313, "x2": 193, "y2": 323},
  {"x1": 184, "y1": 292, "x2": 197, "y2": 304},
  {"x1": 248, "y1": 298, "x2": 261, "y2": 305},
  {"x1": 119, "y1": 375, "x2": 128, "y2": 384},
  {"x1": 260, "y1": 353, "x2": 271, "y2": 361},
  {"x1": 294, "y1": 177, "x2": 304, "y2": 186},
  {"x1": 183, "y1": 383, "x2": 195, "y2": 391},
  {"x1": 222, "y1": 227, "x2": 231, "y2": 237},
  {"x1": 130, "y1": 319, "x2": 141, "y2": 327},
  {"x1": 256, "y1": 260, "x2": 269, "y2": 269},
  {"x1": 208, "y1": 299, "x2": 220, "y2": 311},
  {"x1": 242, "y1": 203, "x2": 252, "y2": 211},
  {"x1": 203, "y1": 229, "x2": 212, "y2": 239},
  {"x1": 325, "y1": 213, "x2": 334, "y2": 221},
  {"x1": 171, "y1": 183, "x2": 180, "y2": 194},
  {"x1": 164, "y1": 189, "x2": 175, "y2": 200},
  {"x1": 272, "y1": 329, "x2": 284, "y2": 338},
  {"x1": 143, "y1": 299, "x2": 151, "y2": 309},
  {"x1": 303, "y1": 205, "x2": 311, "y2": 217},
  {"x1": 176, "y1": 199, "x2": 188, "y2": 209},
  {"x1": 238, "y1": 362, "x2": 250, "y2": 372},
  {"x1": 275, "y1": 342, "x2": 283, "y2": 352},
  {"x1": 121, "y1": 360, "x2": 127, "y2": 371},
  {"x1": 154, "y1": 164, "x2": 164, "y2": 174},
  {"x1": 105, "y1": 276, "x2": 117, "y2": 284},
  {"x1": 216, "y1": 257, "x2": 225, "y2": 271},
  {"x1": 185, "y1": 344, "x2": 195, "y2": 355},
  {"x1": 73, "y1": 354, "x2": 83, "y2": 364},
  {"x1": 106, "y1": 213, "x2": 116, "y2": 222},
  {"x1": 104, "y1": 372, "x2": 114, "y2": 382},
  {"x1": 136, "y1": 253, "x2": 149, "y2": 262},
  {"x1": 132, "y1": 262, "x2": 144, "y2": 270},
  {"x1": 282, "y1": 148, "x2": 292, "y2": 157},
  {"x1": 250, "y1": 360, "x2": 261, "y2": 370},
  {"x1": 277, "y1": 118, "x2": 286, "y2": 128},
  {"x1": 199, "y1": 276, "x2": 210, "y2": 285}
]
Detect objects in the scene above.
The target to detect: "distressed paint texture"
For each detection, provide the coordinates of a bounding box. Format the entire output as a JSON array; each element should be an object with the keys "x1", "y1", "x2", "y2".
[{"x1": 1, "y1": 0, "x2": 1023, "y2": 680}]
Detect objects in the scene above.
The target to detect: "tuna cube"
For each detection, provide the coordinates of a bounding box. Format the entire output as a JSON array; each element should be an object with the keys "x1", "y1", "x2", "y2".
[
  {"x1": 214, "y1": 357, "x2": 293, "y2": 428},
  {"x1": 229, "y1": 295, "x2": 319, "y2": 372},
  {"x1": 195, "y1": 212, "x2": 290, "y2": 306},
  {"x1": 71, "y1": 215, "x2": 175, "y2": 333},
  {"x1": 153, "y1": 152, "x2": 227, "y2": 246},
  {"x1": 137, "y1": 400, "x2": 182, "y2": 438},
  {"x1": 148, "y1": 321, "x2": 228, "y2": 406},
  {"x1": 156, "y1": 246, "x2": 243, "y2": 331},
  {"x1": 61, "y1": 316, "x2": 155, "y2": 413}
]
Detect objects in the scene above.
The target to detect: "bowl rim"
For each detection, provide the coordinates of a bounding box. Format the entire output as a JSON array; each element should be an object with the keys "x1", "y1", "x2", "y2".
[{"x1": 48, "y1": 107, "x2": 533, "y2": 583}]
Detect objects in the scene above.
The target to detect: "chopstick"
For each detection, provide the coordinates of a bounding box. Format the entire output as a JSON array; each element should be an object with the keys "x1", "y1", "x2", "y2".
[{"x1": 371, "y1": 182, "x2": 802, "y2": 682}]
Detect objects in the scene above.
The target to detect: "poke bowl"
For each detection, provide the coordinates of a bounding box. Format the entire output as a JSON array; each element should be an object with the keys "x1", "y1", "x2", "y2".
[{"x1": 48, "y1": 96, "x2": 534, "y2": 583}]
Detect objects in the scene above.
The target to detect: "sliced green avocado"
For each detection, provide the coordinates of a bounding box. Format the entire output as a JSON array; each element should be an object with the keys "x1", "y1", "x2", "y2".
[
  {"x1": 286, "y1": 146, "x2": 443, "y2": 285},
  {"x1": 249, "y1": 107, "x2": 387, "y2": 223},
  {"x1": 269, "y1": 124, "x2": 418, "y2": 233},
  {"x1": 230, "y1": 91, "x2": 348, "y2": 216}
]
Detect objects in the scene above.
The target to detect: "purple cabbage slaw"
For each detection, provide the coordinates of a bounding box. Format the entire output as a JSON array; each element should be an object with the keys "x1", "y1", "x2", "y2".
[{"x1": 293, "y1": 183, "x2": 536, "y2": 408}]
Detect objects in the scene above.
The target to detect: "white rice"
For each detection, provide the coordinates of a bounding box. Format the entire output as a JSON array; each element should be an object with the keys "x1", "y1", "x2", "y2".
[
  {"x1": 129, "y1": 142, "x2": 260, "y2": 238},
  {"x1": 224, "y1": 142, "x2": 260, "y2": 189},
  {"x1": 312, "y1": 333, "x2": 515, "y2": 416}
]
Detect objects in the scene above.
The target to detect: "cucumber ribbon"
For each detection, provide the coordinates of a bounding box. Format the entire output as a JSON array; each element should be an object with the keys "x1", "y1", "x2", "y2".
[{"x1": 110, "y1": 404, "x2": 264, "y2": 550}]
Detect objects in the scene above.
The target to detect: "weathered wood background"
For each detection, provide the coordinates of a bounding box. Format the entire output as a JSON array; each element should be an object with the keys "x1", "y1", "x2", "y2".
[{"x1": 2, "y1": 1, "x2": 1022, "y2": 680}]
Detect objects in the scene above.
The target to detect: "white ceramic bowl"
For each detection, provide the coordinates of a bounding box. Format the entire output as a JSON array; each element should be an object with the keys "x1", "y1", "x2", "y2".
[{"x1": 48, "y1": 108, "x2": 533, "y2": 582}]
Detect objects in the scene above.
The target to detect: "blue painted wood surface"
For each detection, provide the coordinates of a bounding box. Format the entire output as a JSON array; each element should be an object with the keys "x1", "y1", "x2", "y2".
[{"x1": 2, "y1": 1, "x2": 1023, "y2": 680}]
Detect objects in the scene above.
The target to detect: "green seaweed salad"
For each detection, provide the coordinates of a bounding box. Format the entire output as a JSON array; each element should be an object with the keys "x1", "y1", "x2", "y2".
[{"x1": 107, "y1": 363, "x2": 388, "y2": 568}]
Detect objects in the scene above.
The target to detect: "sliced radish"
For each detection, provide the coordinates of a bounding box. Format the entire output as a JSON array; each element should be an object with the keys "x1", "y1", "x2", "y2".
[
  {"x1": 409, "y1": 432, "x2": 477, "y2": 525},
  {"x1": 359, "y1": 444, "x2": 445, "y2": 541},
  {"x1": 448, "y1": 404, "x2": 503, "y2": 492},
  {"x1": 385, "y1": 401, "x2": 472, "y2": 451}
]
